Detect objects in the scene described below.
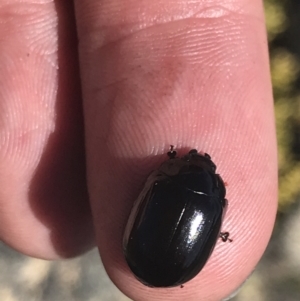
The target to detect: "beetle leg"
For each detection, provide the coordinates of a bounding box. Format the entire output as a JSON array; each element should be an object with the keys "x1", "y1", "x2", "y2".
[
  {"x1": 222, "y1": 198, "x2": 228, "y2": 209},
  {"x1": 219, "y1": 232, "x2": 233, "y2": 242},
  {"x1": 204, "y1": 153, "x2": 211, "y2": 159}
]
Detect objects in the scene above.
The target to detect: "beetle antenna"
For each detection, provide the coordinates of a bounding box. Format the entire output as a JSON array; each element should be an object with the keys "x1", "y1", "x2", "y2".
[{"x1": 167, "y1": 145, "x2": 177, "y2": 159}]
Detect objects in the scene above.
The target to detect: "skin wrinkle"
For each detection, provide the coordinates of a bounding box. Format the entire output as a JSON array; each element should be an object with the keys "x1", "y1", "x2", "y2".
[
  {"x1": 85, "y1": 17, "x2": 245, "y2": 89},
  {"x1": 0, "y1": 0, "x2": 95, "y2": 259},
  {"x1": 76, "y1": 0, "x2": 277, "y2": 298},
  {"x1": 87, "y1": 32, "x2": 246, "y2": 150},
  {"x1": 80, "y1": 10, "x2": 248, "y2": 50},
  {"x1": 88, "y1": 18, "x2": 248, "y2": 160},
  {"x1": 77, "y1": 0, "x2": 253, "y2": 30},
  {"x1": 0, "y1": 0, "x2": 277, "y2": 300},
  {"x1": 77, "y1": 0, "x2": 264, "y2": 54}
]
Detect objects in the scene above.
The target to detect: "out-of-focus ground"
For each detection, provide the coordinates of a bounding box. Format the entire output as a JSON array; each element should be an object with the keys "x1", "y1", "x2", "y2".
[
  {"x1": 1, "y1": 1, "x2": 300, "y2": 300},
  {"x1": 0, "y1": 242, "x2": 131, "y2": 301}
]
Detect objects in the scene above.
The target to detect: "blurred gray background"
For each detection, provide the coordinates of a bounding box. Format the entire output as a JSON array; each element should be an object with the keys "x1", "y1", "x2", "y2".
[{"x1": 0, "y1": 242, "x2": 130, "y2": 301}]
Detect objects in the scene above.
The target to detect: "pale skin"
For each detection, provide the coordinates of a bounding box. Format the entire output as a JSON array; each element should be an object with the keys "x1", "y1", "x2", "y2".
[{"x1": 0, "y1": 0, "x2": 277, "y2": 300}]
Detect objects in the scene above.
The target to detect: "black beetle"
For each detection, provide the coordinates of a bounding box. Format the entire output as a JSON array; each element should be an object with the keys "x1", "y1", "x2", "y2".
[{"x1": 123, "y1": 147, "x2": 231, "y2": 287}]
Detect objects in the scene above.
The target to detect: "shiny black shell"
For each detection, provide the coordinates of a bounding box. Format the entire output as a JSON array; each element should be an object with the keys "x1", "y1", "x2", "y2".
[{"x1": 123, "y1": 149, "x2": 228, "y2": 287}]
